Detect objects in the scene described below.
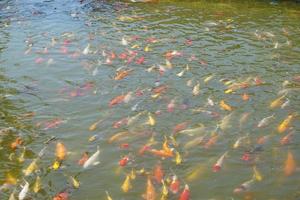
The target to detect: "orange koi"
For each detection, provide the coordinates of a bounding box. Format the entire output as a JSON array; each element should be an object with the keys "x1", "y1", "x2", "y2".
[
  {"x1": 152, "y1": 85, "x2": 168, "y2": 94},
  {"x1": 114, "y1": 69, "x2": 133, "y2": 80},
  {"x1": 11, "y1": 137, "x2": 23, "y2": 150},
  {"x1": 55, "y1": 142, "x2": 67, "y2": 161},
  {"x1": 149, "y1": 149, "x2": 174, "y2": 158},
  {"x1": 257, "y1": 135, "x2": 271, "y2": 145},
  {"x1": 204, "y1": 134, "x2": 218, "y2": 149},
  {"x1": 220, "y1": 100, "x2": 233, "y2": 111},
  {"x1": 284, "y1": 151, "x2": 296, "y2": 176},
  {"x1": 242, "y1": 93, "x2": 250, "y2": 101},
  {"x1": 143, "y1": 177, "x2": 156, "y2": 200},
  {"x1": 109, "y1": 95, "x2": 125, "y2": 107},
  {"x1": 153, "y1": 163, "x2": 164, "y2": 183},
  {"x1": 173, "y1": 122, "x2": 189, "y2": 134}
]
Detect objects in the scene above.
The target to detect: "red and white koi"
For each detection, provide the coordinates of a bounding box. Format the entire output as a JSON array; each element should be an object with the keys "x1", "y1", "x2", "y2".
[{"x1": 212, "y1": 151, "x2": 228, "y2": 172}]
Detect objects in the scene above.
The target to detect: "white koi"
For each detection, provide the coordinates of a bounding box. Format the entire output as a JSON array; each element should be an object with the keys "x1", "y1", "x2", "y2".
[{"x1": 83, "y1": 146, "x2": 100, "y2": 169}]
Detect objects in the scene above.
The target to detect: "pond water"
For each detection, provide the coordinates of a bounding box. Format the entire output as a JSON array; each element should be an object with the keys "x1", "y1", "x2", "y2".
[{"x1": 0, "y1": 0, "x2": 299, "y2": 199}]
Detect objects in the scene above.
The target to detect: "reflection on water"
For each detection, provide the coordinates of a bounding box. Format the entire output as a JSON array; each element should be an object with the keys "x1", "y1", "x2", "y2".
[{"x1": 0, "y1": 0, "x2": 300, "y2": 199}]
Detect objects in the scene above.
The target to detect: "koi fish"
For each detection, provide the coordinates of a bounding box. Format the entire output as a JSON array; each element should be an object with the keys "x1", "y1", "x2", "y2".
[
  {"x1": 114, "y1": 69, "x2": 133, "y2": 80},
  {"x1": 33, "y1": 176, "x2": 41, "y2": 193},
  {"x1": 153, "y1": 163, "x2": 164, "y2": 183},
  {"x1": 204, "y1": 134, "x2": 219, "y2": 149},
  {"x1": 179, "y1": 184, "x2": 190, "y2": 200},
  {"x1": 167, "y1": 99, "x2": 175, "y2": 112},
  {"x1": 178, "y1": 124, "x2": 205, "y2": 136},
  {"x1": 143, "y1": 177, "x2": 156, "y2": 200},
  {"x1": 23, "y1": 158, "x2": 38, "y2": 176},
  {"x1": 119, "y1": 155, "x2": 130, "y2": 167},
  {"x1": 213, "y1": 151, "x2": 228, "y2": 172},
  {"x1": 169, "y1": 175, "x2": 180, "y2": 194},
  {"x1": 106, "y1": 191, "x2": 113, "y2": 200},
  {"x1": 204, "y1": 74, "x2": 214, "y2": 84},
  {"x1": 184, "y1": 135, "x2": 206, "y2": 150},
  {"x1": 192, "y1": 82, "x2": 200, "y2": 96},
  {"x1": 220, "y1": 113, "x2": 233, "y2": 130},
  {"x1": 270, "y1": 95, "x2": 285, "y2": 109},
  {"x1": 109, "y1": 95, "x2": 125, "y2": 107},
  {"x1": 232, "y1": 135, "x2": 247, "y2": 149},
  {"x1": 281, "y1": 98, "x2": 290, "y2": 109},
  {"x1": 186, "y1": 161, "x2": 209, "y2": 182},
  {"x1": 239, "y1": 112, "x2": 250, "y2": 128},
  {"x1": 233, "y1": 179, "x2": 254, "y2": 194},
  {"x1": 280, "y1": 131, "x2": 293, "y2": 145},
  {"x1": 127, "y1": 111, "x2": 146, "y2": 126},
  {"x1": 121, "y1": 175, "x2": 132, "y2": 193},
  {"x1": 70, "y1": 176, "x2": 80, "y2": 189},
  {"x1": 284, "y1": 151, "x2": 296, "y2": 176},
  {"x1": 82, "y1": 43, "x2": 90, "y2": 55},
  {"x1": 149, "y1": 149, "x2": 174, "y2": 158},
  {"x1": 113, "y1": 117, "x2": 128, "y2": 129},
  {"x1": 10, "y1": 137, "x2": 23, "y2": 150},
  {"x1": 242, "y1": 93, "x2": 250, "y2": 101},
  {"x1": 253, "y1": 166, "x2": 262, "y2": 181},
  {"x1": 160, "y1": 180, "x2": 168, "y2": 200},
  {"x1": 18, "y1": 180, "x2": 29, "y2": 200},
  {"x1": 173, "y1": 122, "x2": 189, "y2": 134},
  {"x1": 278, "y1": 114, "x2": 294, "y2": 133},
  {"x1": 78, "y1": 152, "x2": 89, "y2": 166},
  {"x1": 220, "y1": 100, "x2": 233, "y2": 111},
  {"x1": 56, "y1": 142, "x2": 67, "y2": 161},
  {"x1": 89, "y1": 119, "x2": 103, "y2": 131},
  {"x1": 175, "y1": 151, "x2": 182, "y2": 165},
  {"x1": 147, "y1": 113, "x2": 156, "y2": 126},
  {"x1": 53, "y1": 190, "x2": 69, "y2": 200},
  {"x1": 108, "y1": 131, "x2": 130, "y2": 143},
  {"x1": 257, "y1": 114, "x2": 275, "y2": 128},
  {"x1": 83, "y1": 146, "x2": 100, "y2": 169},
  {"x1": 136, "y1": 56, "x2": 145, "y2": 64}
]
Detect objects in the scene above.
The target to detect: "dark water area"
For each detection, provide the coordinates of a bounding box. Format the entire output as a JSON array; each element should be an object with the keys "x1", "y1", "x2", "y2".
[{"x1": 0, "y1": 0, "x2": 299, "y2": 199}]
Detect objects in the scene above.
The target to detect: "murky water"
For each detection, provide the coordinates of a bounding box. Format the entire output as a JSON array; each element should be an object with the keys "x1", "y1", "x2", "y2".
[{"x1": 0, "y1": 0, "x2": 300, "y2": 199}]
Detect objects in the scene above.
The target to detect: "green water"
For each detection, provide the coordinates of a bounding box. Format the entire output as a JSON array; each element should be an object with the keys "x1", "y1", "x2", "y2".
[{"x1": 0, "y1": 0, "x2": 299, "y2": 199}]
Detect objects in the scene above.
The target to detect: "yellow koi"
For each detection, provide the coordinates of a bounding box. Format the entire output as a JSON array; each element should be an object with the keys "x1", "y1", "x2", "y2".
[
  {"x1": 147, "y1": 113, "x2": 156, "y2": 126},
  {"x1": 278, "y1": 114, "x2": 294, "y2": 133},
  {"x1": 33, "y1": 176, "x2": 41, "y2": 193},
  {"x1": 70, "y1": 176, "x2": 80, "y2": 188},
  {"x1": 23, "y1": 159, "x2": 38, "y2": 176},
  {"x1": 270, "y1": 95, "x2": 285, "y2": 109},
  {"x1": 121, "y1": 175, "x2": 132, "y2": 193},
  {"x1": 106, "y1": 191, "x2": 113, "y2": 200},
  {"x1": 253, "y1": 166, "x2": 262, "y2": 181},
  {"x1": 175, "y1": 151, "x2": 182, "y2": 165}
]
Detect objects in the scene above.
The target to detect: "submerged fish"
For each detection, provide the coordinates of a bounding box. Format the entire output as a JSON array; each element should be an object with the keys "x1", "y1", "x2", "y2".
[{"x1": 257, "y1": 114, "x2": 275, "y2": 128}]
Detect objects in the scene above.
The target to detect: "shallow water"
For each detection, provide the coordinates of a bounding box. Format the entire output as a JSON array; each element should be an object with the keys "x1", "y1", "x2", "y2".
[{"x1": 0, "y1": 0, "x2": 300, "y2": 199}]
